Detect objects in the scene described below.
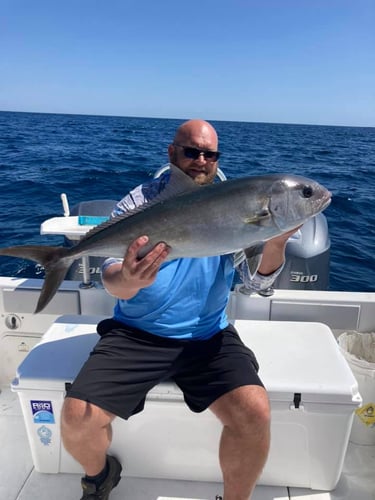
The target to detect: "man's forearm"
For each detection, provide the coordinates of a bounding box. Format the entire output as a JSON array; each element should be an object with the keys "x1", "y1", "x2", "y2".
[{"x1": 257, "y1": 239, "x2": 286, "y2": 276}]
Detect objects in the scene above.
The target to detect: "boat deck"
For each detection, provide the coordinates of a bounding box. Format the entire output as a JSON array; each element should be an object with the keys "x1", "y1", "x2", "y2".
[{"x1": 1, "y1": 388, "x2": 374, "y2": 500}]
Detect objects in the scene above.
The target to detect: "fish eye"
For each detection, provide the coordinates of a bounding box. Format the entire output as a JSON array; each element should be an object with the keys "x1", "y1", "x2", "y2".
[{"x1": 302, "y1": 185, "x2": 313, "y2": 198}]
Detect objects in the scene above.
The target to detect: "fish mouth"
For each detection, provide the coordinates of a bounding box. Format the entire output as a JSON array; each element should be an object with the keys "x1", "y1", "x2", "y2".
[{"x1": 321, "y1": 191, "x2": 332, "y2": 210}]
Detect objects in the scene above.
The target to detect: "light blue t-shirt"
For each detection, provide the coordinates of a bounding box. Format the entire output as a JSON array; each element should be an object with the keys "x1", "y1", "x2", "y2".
[{"x1": 113, "y1": 255, "x2": 235, "y2": 339}]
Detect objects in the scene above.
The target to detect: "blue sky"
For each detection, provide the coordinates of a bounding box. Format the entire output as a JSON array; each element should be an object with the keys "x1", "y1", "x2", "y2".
[{"x1": 1, "y1": 0, "x2": 374, "y2": 126}]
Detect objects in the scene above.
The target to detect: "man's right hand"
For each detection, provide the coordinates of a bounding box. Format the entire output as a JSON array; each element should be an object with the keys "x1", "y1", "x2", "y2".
[{"x1": 102, "y1": 236, "x2": 170, "y2": 300}]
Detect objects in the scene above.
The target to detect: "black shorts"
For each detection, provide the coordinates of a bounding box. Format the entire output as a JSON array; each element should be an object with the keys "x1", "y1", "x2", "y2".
[{"x1": 66, "y1": 319, "x2": 264, "y2": 420}]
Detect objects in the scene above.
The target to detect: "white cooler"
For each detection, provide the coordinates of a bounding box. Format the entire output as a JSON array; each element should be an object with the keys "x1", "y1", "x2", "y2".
[{"x1": 11, "y1": 316, "x2": 361, "y2": 491}]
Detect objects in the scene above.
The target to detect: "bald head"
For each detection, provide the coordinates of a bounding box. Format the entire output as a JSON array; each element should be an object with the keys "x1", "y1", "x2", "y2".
[{"x1": 173, "y1": 119, "x2": 219, "y2": 150}]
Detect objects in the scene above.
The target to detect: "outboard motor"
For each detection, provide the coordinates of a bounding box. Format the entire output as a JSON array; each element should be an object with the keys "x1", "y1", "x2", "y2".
[
  {"x1": 65, "y1": 200, "x2": 117, "y2": 283},
  {"x1": 273, "y1": 212, "x2": 330, "y2": 291}
]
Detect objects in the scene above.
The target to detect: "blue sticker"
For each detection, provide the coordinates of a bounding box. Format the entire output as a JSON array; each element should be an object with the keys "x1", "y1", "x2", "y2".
[
  {"x1": 30, "y1": 400, "x2": 55, "y2": 424},
  {"x1": 37, "y1": 425, "x2": 52, "y2": 446}
]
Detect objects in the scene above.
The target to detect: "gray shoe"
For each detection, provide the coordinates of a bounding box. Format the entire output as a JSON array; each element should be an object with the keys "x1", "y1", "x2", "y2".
[{"x1": 80, "y1": 455, "x2": 122, "y2": 499}]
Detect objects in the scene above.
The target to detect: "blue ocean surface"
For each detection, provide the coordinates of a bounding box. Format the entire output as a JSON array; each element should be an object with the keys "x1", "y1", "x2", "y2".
[{"x1": 0, "y1": 111, "x2": 374, "y2": 292}]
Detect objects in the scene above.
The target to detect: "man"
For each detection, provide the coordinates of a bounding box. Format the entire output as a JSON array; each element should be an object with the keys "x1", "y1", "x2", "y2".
[{"x1": 61, "y1": 119, "x2": 295, "y2": 500}]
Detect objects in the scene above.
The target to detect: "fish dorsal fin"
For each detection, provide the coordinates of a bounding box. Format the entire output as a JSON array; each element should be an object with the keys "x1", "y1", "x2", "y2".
[
  {"x1": 156, "y1": 163, "x2": 201, "y2": 200},
  {"x1": 82, "y1": 164, "x2": 201, "y2": 240}
]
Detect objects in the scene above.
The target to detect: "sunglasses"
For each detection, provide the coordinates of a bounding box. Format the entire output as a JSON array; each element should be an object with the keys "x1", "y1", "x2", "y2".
[{"x1": 174, "y1": 144, "x2": 221, "y2": 162}]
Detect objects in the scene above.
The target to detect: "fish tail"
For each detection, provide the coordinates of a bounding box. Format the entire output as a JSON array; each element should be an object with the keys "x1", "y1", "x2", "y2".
[
  {"x1": 35, "y1": 256, "x2": 75, "y2": 314},
  {"x1": 0, "y1": 245, "x2": 74, "y2": 313}
]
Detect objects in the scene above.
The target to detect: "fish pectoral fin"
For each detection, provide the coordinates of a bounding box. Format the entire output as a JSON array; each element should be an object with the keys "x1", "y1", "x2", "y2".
[
  {"x1": 243, "y1": 209, "x2": 270, "y2": 224},
  {"x1": 244, "y1": 244, "x2": 265, "y2": 278}
]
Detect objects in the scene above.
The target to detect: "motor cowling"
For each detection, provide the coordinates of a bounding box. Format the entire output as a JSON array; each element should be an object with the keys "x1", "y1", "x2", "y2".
[{"x1": 273, "y1": 212, "x2": 330, "y2": 291}]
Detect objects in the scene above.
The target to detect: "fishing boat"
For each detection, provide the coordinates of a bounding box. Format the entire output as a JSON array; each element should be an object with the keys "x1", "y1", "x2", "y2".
[{"x1": 0, "y1": 181, "x2": 374, "y2": 500}]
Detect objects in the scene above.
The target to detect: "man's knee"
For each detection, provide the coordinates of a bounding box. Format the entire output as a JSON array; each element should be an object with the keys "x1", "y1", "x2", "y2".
[
  {"x1": 62, "y1": 397, "x2": 113, "y2": 430},
  {"x1": 61, "y1": 397, "x2": 90, "y2": 432},
  {"x1": 210, "y1": 385, "x2": 270, "y2": 432}
]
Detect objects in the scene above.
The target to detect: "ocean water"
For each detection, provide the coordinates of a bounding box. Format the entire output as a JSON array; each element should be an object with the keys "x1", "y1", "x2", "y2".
[{"x1": 0, "y1": 110, "x2": 374, "y2": 292}]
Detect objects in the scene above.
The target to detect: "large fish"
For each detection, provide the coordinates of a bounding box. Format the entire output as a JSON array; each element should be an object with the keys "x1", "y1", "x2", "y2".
[{"x1": 0, "y1": 165, "x2": 331, "y2": 313}]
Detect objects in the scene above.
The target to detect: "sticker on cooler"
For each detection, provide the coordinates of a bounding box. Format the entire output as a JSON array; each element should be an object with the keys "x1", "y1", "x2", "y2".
[
  {"x1": 37, "y1": 425, "x2": 52, "y2": 445},
  {"x1": 30, "y1": 400, "x2": 55, "y2": 424},
  {"x1": 356, "y1": 402, "x2": 375, "y2": 427}
]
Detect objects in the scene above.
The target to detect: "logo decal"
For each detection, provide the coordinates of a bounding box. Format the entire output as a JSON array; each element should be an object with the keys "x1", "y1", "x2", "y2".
[
  {"x1": 37, "y1": 425, "x2": 52, "y2": 446},
  {"x1": 30, "y1": 400, "x2": 55, "y2": 424}
]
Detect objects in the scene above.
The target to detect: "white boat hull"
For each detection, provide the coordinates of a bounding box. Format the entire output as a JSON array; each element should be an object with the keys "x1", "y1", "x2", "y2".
[{"x1": 1, "y1": 277, "x2": 374, "y2": 499}]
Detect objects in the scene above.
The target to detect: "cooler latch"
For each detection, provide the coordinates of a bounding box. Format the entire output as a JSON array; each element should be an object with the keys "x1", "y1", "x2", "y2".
[{"x1": 290, "y1": 392, "x2": 304, "y2": 410}]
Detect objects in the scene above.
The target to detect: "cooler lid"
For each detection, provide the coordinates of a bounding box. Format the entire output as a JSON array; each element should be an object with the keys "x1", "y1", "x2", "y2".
[
  {"x1": 12, "y1": 317, "x2": 361, "y2": 407},
  {"x1": 234, "y1": 320, "x2": 360, "y2": 406},
  {"x1": 11, "y1": 317, "x2": 100, "y2": 392}
]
